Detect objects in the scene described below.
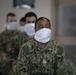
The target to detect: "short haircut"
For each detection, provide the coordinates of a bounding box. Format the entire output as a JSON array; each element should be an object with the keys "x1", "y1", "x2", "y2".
[
  {"x1": 35, "y1": 17, "x2": 51, "y2": 29},
  {"x1": 7, "y1": 12, "x2": 16, "y2": 17},
  {"x1": 6, "y1": 12, "x2": 16, "y2": 22},
  {"x1": 24, "y1": 12, "x2": 37, "y2": 21},
  {"x1": 20, "y1": 17, "x2": 25, "y2": 22}
]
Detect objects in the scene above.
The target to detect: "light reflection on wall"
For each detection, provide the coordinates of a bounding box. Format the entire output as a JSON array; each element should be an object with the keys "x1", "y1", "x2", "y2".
[{"x1": 13, "y1": 0, "x2": 35, "y2": 9}]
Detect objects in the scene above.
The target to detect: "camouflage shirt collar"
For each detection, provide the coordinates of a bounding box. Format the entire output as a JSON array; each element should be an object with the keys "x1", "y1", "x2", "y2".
[{"x1": 32, "y1": 39, "x2": 53, "y2": 51}]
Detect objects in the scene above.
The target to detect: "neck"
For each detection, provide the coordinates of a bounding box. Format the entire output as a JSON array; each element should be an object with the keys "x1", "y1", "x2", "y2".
[
  {"x1": 38, "y1": 42, "x2": 47, "y2": 49},
  {"x1": 28, "y1": 36, "x2": 34, "y2": 39}
]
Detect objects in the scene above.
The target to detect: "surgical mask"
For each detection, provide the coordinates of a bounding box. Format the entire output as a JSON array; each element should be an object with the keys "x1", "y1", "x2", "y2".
[
  {"x1": 34, "y1": 28, "x2": 51, "y2": 43},
  {"x1": 20, "y1": 26, "x2": 25, "y2": 32},
  {"x1": 24, "y1": 23, "x2": 35, "y2": 36},
  {"x1": 6, "y1": 22, "x2": 17, "y2": 30}
]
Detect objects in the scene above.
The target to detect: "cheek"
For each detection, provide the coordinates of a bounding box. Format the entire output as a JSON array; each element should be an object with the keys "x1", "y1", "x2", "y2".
[
  {"x1": 38, "y1": 28, "x2": 42, "y2": 30},
  {"x1": 35, "y1": 28, "x2": 39, "y2": 32},
  {"x1": 7, "y1": 19, "x2": 10, "y2": 23},
  {"x1": 7, "y1": 21, "x2": 11, "y2": 23}
]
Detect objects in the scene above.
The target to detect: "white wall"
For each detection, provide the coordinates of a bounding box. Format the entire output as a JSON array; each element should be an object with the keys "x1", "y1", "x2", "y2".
[{"x1": 0, "y1": 0, "x2": 52, "y2": 33}]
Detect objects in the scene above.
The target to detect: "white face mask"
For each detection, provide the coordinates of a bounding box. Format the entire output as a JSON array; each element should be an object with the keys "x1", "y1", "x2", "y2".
[
  {"x1": 6, "y1": 22, "x2": 17, "y2": 30},
  {"x1": 23, "y1": 23, "x2": 35, "y2": 36},
  {"x1": 34, "y1": 28, "x2": 51, "y2": 43},
  {"x1": 20, "y1": 26, "x2": 25, "y2": 32}
]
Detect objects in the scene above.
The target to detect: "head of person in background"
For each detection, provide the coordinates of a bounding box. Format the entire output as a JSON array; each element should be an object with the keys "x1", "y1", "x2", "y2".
[
  {"x1": 5, "y1": 12, "x2": 17, "y2": 31},
  {"x1": 34, "y1": 17, "x2": 51, "y2": 48},
  {"x1": 25, "y1": 12, "x2": 37, "y2": 24},
  {"x1": 19, "y1": 17, "x2": 25, "y2": 32},
  {"x1": 22, "y1": 12, "x2": 37, "y2": 38}
]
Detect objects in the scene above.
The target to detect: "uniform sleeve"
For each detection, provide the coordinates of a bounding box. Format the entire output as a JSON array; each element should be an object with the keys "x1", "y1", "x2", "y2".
[
  {"x1": 57, "y1": 59, "x2": 76, "y2": 75},
  {"x1": 57, "y1": 45, "x2": 65, "y2": 65},
  {"x1": 56, "y1": 45, "x2": 66, "y2": 75},
  {"x1": 0, "y1": 34, "x2": 3, "y2": 51},
  {"x1": 52, "y1": 45, "x2": 64, "y2": 75},
  {"x1": 0, "y1": 34, "x2": 5, "y2": 61},
  {"x1": 16, "y1": 45, "x2": 29, "y2": 75},
  {"x1": 0, "y1": 35, "x2": 2, "y2": 50},
  {"x1": 7, "y1": 36, "x2": 20, "y2": 60}
]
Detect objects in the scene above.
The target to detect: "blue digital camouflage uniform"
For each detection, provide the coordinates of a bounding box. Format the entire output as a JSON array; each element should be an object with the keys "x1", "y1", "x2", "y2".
[
  {"x1": 0, "y1": 29, "x2": 20, "y2": 75},
  {"x1": 16, "y1": 39, "x2": 64, "y2": 75}
]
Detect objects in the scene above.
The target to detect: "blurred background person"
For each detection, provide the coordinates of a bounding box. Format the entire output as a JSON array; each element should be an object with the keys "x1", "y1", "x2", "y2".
[
  {"x1": 19, "y1": 17, "x2": 26, "y2": 32},
  {"x1": 7, "y1": 12, "x2": 37, "y2": 74},
  {"x1": 23, "y1": 11, "x2": 37, "y2": 38},
  {"x1": 0, "y1": 12, "x2": 20, "y2": 75}
]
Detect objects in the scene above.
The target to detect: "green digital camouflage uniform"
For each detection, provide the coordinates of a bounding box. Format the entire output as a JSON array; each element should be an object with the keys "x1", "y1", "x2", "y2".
[
  {"x1": 7, "y1": 32, "x2": 28, "y2": 60},
  {"x1": 0, "y1": 29, "x2": 20, "y2": 75},
  {"x1": 72, "y1": 55, "x2": 76, "y2": 66},
  {"x1": 58, "y1": 59, "x2": 76, "y2": 75},
  {"x1": 7, "y1": 32, "x2": 29, "y2": 73},
  {"x1": 16, "y1": 39, "x2": 64, "y2": 75},
  {"x1": 71, "y1": 55, "x2": 76, "y2": 75}
]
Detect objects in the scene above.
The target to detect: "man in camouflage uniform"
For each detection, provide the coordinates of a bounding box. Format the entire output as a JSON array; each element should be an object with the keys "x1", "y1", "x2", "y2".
[
  {"x1": 0, "y1": 12, "x2": 20, "y2": 75},
  {"x1": 16, "y1": 17, "x2": 65, "y2": 75},
  {"x1": 7, "y1": 12, "x2": 37, "y2": 74}
]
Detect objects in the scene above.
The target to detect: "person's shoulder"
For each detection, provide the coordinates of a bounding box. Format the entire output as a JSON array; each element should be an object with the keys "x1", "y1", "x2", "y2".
[
  {"x1": 57, "y1": 44, "x2": 64, "y2": 56},
  {"x1": 0, "y1": 30, "x2": 7, "y2": 35},
  {"x1": 22, "y1": 39, "x2": 34, "y2": 47},
  {"x1": 14, "y1": 29, "x2": 20, "y2": 34},
  {"x1": 12, "y1": 31, "x2": 22, "y2": 39},
  {"x1": 11, "y1": 32, "x2": 28, "y2": 46},
  {"x1": 18, "y1": 32, "x2": 28, "y2": 38},
  {"x1": 11, "y1": 34, "x2": 19, "y2": 41},
  {"x1": 0, "y1": 30, "x2": 7, "y2": 37},
  {"x1": 21, "y1": 39, "x2": 34, "y2": 49},
  {"x1": 55, "y1": 41, "x2": 64, "y2": 51},
  {"x1": 50, "y1": 40, "x2": 64, "y2": 49},
  {"x1": 21, "y1": 39, "x2": 35, "y2": 55},
  {"x1": 49, "y1": 40, "x2": 64, "y2": 55}
]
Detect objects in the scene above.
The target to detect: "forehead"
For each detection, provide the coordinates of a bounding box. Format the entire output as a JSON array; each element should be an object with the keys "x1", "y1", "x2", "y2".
[
  {"x1": 37, "y1": 19, "x2": 49, "y2": 24},
  {"x1": 7, "y1": 16, "x2": 17, "y2": 20},
  {"x1": 26, "y1": 16, "x2": 36, "y2": 21}
]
